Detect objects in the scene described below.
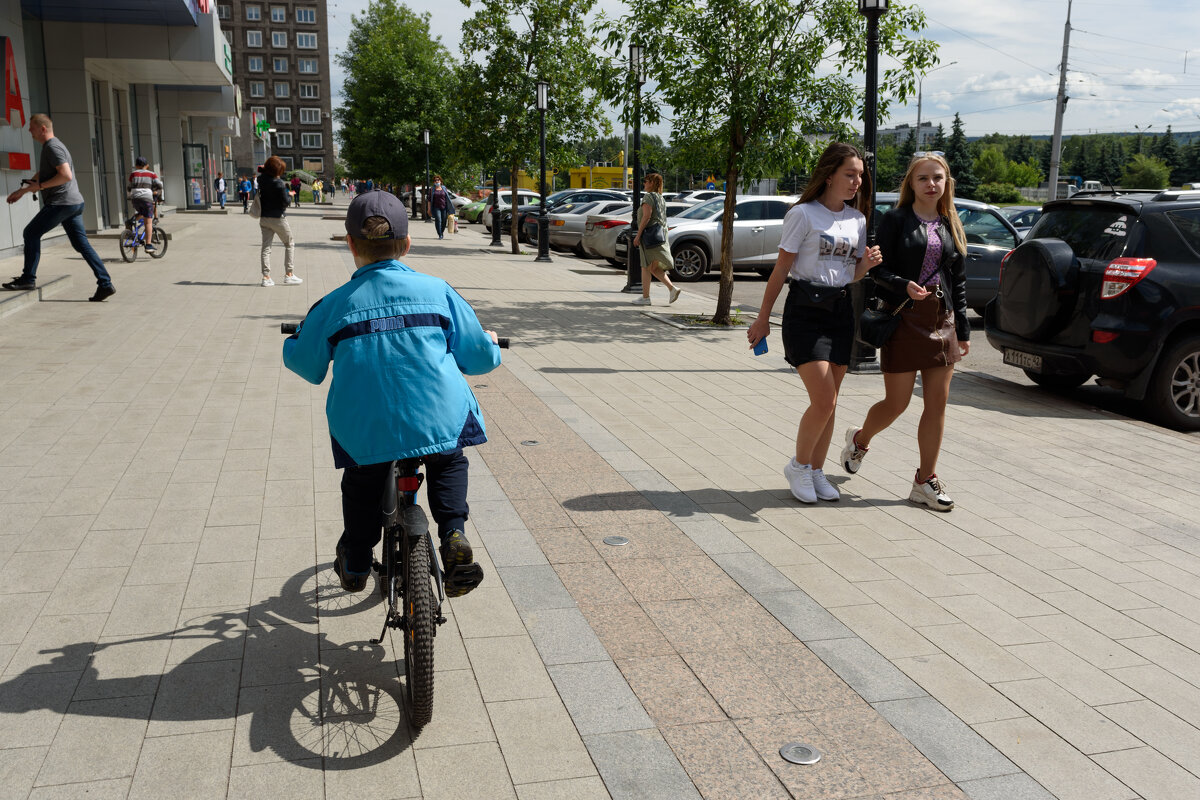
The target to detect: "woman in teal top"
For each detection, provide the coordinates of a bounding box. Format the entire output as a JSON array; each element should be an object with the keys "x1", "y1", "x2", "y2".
[{"x1": 631, "y1": 172, "x2": 682, "y2": 306}]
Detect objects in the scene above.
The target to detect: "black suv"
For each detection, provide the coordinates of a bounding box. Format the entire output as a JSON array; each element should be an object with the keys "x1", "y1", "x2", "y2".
[{"x1": 985, "y1": 189, "x2": 1200, "y2": 430}]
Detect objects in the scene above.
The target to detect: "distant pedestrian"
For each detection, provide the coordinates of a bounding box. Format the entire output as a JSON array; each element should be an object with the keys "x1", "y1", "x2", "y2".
[
  {"x1": 840, "y1": 152, "x2": 969, "y2": 512},
  {"x1": 289, "y1": 174, "x2": 302, "y2": 207},
  {"x1": 2, "y1": 113, "x2": 116, "y2": 301},
  {"x1": 239, "y1": 175, "x2": 252, "y2": 213},
  {"x1": 429, "y1": 175, "x2": 451, "y2": 239},
  {"x1": 746, "y1": 142, "x2": 881, "y2": 504},
  {"x1": 258, "y1": 156, "x2": 302, "y2": 287},
  {"x1": 214, "y1": 172, "x2": 227, "y2": 209},
  {"x1": 630, "y1": 172, "x2": 681, "y2": 306}
]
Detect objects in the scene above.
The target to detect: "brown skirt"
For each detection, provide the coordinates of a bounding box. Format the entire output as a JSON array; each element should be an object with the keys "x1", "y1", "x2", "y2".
[{"x1": 881, "y1": 293, "x2": 960, "y2": 373}]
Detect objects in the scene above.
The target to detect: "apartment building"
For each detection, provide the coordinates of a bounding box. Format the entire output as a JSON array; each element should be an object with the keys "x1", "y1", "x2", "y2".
[{"x1": 217, "y1": 0, "x2": 333, "y2": 178}]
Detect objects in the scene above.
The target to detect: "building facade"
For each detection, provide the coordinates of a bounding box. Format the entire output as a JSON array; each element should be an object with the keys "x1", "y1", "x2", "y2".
[
  {"x1": 218, "y1": 0, "x2": 332, "y2": 180},
  {"x1": 0, "y1": 0, "x2": 236, "y2": 255}
]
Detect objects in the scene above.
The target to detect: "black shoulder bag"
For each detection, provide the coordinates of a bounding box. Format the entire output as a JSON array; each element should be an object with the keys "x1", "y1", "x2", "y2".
[{"x1": 857, "y1": 297, "x2": 911, "y2": 348}]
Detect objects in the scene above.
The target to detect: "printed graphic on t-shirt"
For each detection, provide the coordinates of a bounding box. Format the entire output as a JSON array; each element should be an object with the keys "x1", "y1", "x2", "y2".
[{"x1": 821, "y1": 234, "x2": 856, "y2": 269}]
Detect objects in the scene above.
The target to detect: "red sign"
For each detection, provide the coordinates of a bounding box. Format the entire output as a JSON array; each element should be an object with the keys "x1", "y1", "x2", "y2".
[{"x1": 1, "y1": 37, "x2": 24, "y2": 127}]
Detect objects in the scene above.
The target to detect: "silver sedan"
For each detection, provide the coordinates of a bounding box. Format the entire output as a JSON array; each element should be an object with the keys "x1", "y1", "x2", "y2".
[{"x1": 547, "y1": 200, "x2": 631, "y2": 256}]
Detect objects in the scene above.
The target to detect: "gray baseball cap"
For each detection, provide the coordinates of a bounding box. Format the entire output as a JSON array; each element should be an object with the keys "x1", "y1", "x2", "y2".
[{"x1": 345, "y1": 190, "x2": 409, "y2": 240}]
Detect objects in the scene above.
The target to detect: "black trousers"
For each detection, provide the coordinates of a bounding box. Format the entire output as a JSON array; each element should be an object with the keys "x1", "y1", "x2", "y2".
[{"x1": 339, "y1": 449, "x2": 470, "y2": 559}]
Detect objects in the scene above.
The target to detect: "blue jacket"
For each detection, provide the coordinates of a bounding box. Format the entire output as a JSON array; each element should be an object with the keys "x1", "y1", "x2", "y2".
[{"x1": 282, "y1": 259, "x2": 501, "y2": 466}]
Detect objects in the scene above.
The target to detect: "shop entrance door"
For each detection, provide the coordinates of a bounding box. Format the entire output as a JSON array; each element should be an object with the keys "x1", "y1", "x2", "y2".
[{"x1": 182, "y1": 143, "x2": 210, "y2": 210}]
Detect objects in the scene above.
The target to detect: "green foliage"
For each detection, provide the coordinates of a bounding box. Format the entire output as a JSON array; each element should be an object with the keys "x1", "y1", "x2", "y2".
[
  {"x1": 973, "y1": 146, "x2": 1007, "y2": 184},
  {"x1": 946, "y1": 113, "x2": 978, "y2": 199},
  {"x1": 974, "y1": 183, "x2": 1024, "y2": 204},
  {"x1": 456, "y1": 0, "x2": 612, "y2": 252},
  {"x1": 335, "y1": 1, "x2": 455, "y2": 183},
  {"x1": 931, "y1": 123, "x2": 947, "y2": 152},
  {"x1": 597, "y1": 0, "x2": 937, "y2": 324},
  {"x1": 875, "y1": 144, "x2": 903, "y2": 192},
  {"x1": 1154, "y1": 125, "x2": 1182, "y2": 183},
  {"x1": 1007, "y1": 159, "x2": 1043, "y2": 188},
  {"x1": 1120, "y1": 153, "x2": 1171, "y2": 189}
]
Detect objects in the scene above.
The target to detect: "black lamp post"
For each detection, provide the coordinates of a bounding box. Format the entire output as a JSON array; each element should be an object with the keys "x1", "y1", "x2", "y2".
[
  {"x1": 850, "y1": 0, "x2": 888, "y2": 372},
  {"x1": 490, "y1": 169, "x2": 503, "y2": 247},
  {"x1": 535, "y1": 80, "x2": 552, "y2": 263},
  {"x1": 622, "y1": 43, "x2": 645, "y2": 293},
  {"x1": 422, "y1": 128, "x2": 431, "y2": 222}
]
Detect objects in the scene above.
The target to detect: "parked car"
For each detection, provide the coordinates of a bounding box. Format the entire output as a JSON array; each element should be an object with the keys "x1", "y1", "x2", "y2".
[
  {"x1": 582, "y1": 212, "x2": 632, "y2": 265},
  {"x1": 614, "y1": 197, "x2": 727, "y2": 267},
  {"x1": 875, "y1": 192, "x2": 1021, "y2": 313},
  {"x1": 547, "y1": 201, "x2": 631, "y2": 255},
  {"x1": 985, "y1": 187, "x2": 1200, "y2": 430},
  {"x1": 1001, "y1": 205, "x2": 1043, "y2": 239},
  {"x1": 483, "y1": 188, "x2": 541, "y2": 232},
  {"x1": 460, "y1": 199, "x2": 488, "y2": 223},
  {"x1": 506, "y1": 189, "x2": 626, "y2": 242},
  {"x1": 405, "y1": 187, "x2": 470, "y2": 212},
  {"x1": 614, "y1": 195, "x2": 797, "y2": 281},
  {"x1": 674, "y1": 189, "x2": 726, "y2": 205}
]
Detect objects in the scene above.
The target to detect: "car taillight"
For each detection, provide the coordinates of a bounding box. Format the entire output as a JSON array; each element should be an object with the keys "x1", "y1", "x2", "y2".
[
  {"x1": 1092, "y1": 330, "x2": 1119, "y2": 343},
  {"x1": 598, "y1": 220, "x2": 629, "y2": 229},
  {"x1": 1101, "y1": 258, "x2": 1156, "y2": 299}
]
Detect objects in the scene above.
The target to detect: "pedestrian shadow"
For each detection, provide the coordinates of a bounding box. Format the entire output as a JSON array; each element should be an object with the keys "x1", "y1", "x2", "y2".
[
  {"x1": 175, "y1": 280, "x2": 259, "y2": 287},
  {"x1": 0, "y1": 565, "x2": 417, "y2": 768}
]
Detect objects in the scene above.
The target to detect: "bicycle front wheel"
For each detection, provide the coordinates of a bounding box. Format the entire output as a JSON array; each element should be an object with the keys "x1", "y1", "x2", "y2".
[
  {"x1": 119, "y1": 231, "x2": 138, "y2": 262},
  {"x1": 403, "y1": 528, "x2": 436, "y2": 729},
  {"x1": 149, "y1": 227, "x2": 168, "y2": 258}
]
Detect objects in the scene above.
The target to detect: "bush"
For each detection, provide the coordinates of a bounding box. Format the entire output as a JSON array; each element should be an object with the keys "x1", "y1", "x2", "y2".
[
  {"x1": 973, "y1": 183, "x2": 1024, "y2": 204},
  {"x1": 1120, "y1": 154, "x2": 1170, "y2": 190}
]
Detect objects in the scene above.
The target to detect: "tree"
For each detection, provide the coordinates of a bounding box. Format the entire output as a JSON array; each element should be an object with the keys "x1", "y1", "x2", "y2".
[
  {"x1": 1007, "y1": 159, "x2": 1043, "y2": 189},
  {"x1": 336, "y1": 2, "x2": 456, "y2": 187},
  {"x1": 1154, "y1": 125, "x2": 1182, "y2": 184},
  {"x1": 1121, "y1": 153, "x2": 1170, "y2": 189},
  {"x1": 875, "y1": 144, "x2": 902, "y2": 193},
  {"x1": 898, "y1": 128, "x2": 917, "y2": 166},
  {"x1": 945, "y1": 113, "x2": 978, "y2": 199},
  {"x1": 931, "y1": 123, "x2": 947, "y2": 152},
  {"x1": 457, "y1": 0, "x2": 611, "y2": 253},
  {"x1": 973, "y1": 145, "x2": 1007, "y2": 184},
  {"x1": 600, "y1": 0, "x2": 937, "y2": 325}
]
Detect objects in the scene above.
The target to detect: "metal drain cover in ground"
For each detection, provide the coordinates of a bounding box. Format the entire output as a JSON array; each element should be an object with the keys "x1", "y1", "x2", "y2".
[
  {"x1": 779, "y1": 743, "x2": 822, "y2": 765},
  {"x1": 602, "y1": 536, "x2": 630, "y2": 546}
]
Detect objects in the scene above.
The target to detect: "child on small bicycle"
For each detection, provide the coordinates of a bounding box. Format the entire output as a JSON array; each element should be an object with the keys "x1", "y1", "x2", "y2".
[{"x1": 282, "y1": 190, "x2": 502, "y2": 596}]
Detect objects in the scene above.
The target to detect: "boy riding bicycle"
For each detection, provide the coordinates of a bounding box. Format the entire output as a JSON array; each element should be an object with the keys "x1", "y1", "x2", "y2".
[
  {"x1": 282, "y1": 191, "x2": 501, "y2": 596},
  {"x1": 127, "y1": 156, "x2": 162, "y2": 252}
]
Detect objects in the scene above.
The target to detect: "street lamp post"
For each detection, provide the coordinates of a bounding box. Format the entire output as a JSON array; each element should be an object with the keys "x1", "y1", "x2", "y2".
[
  {"x1": 623, "y1": 43, "x2": 646, "y2": 293},
  {"x1": 915, "y1": 60, "x2": 956, "y2": 150},
  {"x1": 851, "y1": 0, "x2": 889, "y2": 372},
  {"x1": 490, "y1": 169, "x2": 503, "y2": 247},
  {"x1": 422, "y1": 128, "x2": 431, "y2": 222},
  {"x1": 535, "y1": 81, "x2": 552, "y2": 263}
]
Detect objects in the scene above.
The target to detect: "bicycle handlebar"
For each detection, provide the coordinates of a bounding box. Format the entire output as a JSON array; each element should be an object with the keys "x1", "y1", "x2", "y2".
[{"x1": 280, "y1": 322, "x2": 509, "y2": 348}]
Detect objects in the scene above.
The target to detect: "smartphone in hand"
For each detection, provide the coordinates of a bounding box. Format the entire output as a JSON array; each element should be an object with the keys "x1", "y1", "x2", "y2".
[{"x1": 753, "y1": 339, "x2": 768, "y2": 356}]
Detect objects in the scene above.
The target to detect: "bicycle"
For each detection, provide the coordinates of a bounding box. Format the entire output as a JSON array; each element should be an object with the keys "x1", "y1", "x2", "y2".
[
  {"x1": 281, "y1": 320, "x2": 508, "y2": 729},
  {"x1": 120, "y1": 205, "x2": 167, "y2": 262}
]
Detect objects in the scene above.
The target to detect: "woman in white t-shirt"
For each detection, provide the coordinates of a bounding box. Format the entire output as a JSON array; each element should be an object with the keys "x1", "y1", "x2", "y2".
[{"x1": 746, "y1": 142, "x2": 882, "y2": 504}]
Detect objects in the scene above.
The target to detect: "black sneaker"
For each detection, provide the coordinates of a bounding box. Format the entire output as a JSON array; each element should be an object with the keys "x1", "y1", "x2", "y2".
[
  {"x1": 334, "y1": 543, "x2": 371, "y2": 593},
  {"x1": 88, "y1": 285, "x2": 116, "y2": 302},
  {"x1": 439, "y1": 531, "x2": 484, "y2": 597},
  {"x1": 2, "y1": 277, "x2": 35, "y2": 291}
]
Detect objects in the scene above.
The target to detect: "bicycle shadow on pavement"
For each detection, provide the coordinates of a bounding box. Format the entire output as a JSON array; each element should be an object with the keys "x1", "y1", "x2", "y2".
[{"x1": 0, "y1": 565, "x2": 417, "y2": 770}]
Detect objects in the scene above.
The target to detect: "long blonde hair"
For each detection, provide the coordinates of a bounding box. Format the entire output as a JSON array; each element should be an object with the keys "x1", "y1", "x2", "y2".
[
  {"x1": 795, "y1": 142, "x2": 873, "y2": 227},
  {"x1": 897, "y1": 154, "x2": 967, "y2": 254}
]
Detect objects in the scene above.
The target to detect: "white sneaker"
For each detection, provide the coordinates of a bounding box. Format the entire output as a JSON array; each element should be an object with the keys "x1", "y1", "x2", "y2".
[
  {"x1": 840, "y1": 427, "x2": 868, "y2": 474},
  {"x1": 631, "y1": 296, "x2": 651, "y2": 306},
  {"x1": 910, "y1": 473, "x2": 954, "y2": 512},
  {"x1": 669, "y1": 287, "x2": 681, "y2": 304},
  {"x1": 261, "y1": 277, "x2": 274, "y2": 287},
  {"x1": 283, "y1": 274, "x2": 303, "y2": 285},
  {"x1": 783, "y1": 459, "x2": 817, "y2": 504},
  {"x1": 811, "y1": 468, "x2": 840, "y2": 501}
]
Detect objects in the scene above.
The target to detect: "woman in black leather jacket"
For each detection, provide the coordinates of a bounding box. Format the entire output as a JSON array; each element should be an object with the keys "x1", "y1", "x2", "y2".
[
  {"x1": 839, "y1": 153, "x2": 969, "y2": 511},
  {"x1": 257, "y1": 156, "x2": 302, "y2": 287}
]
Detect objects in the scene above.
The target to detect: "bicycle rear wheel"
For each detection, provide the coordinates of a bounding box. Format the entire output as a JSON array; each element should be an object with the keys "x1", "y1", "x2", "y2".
[
  {"x1": 149, "y1": 227, "x2": 167, "y2": 258},
  {"x1": 403, "y1": 528, "x2": 436, "y2": 729},
  {"x1": 119, "y1": 231, "x2": 138, "y2": 262}
]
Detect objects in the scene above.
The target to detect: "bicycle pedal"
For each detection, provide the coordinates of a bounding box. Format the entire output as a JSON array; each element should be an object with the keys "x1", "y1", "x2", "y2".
[{"x1": 443, "y1": 562, "x2": 484, "y2": 598}]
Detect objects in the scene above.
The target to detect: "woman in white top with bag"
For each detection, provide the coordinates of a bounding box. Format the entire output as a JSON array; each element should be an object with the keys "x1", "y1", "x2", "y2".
[{"x1": 746, "y1": 142, "x2": 882, "y2": 503}]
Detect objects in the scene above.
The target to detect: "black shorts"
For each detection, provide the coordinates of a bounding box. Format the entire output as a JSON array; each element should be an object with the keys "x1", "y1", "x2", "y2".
[
  {"x1": 781, "y1": 285, "x2": 854, "y2": 367},
  {"x1": 131, "y1": 198, "x2": 154, "y2": 218}
]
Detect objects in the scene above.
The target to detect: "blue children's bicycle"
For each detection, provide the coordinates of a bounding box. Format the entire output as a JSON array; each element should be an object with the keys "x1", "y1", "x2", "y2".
[{"x1": 119, "y1": 208, "x2": 168, "y2": 262}]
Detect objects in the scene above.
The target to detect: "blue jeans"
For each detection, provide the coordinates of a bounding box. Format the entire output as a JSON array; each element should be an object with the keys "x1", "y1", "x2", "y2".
[
  {"x1": 432, "y1": 206, "x2": 448, "y2": 237},
  {"x1": 22, "y1": 203, "x2": 112, "y2": 288},
  {"x1": 217, "y1": 191, "x2": 226, "y2": 208}
]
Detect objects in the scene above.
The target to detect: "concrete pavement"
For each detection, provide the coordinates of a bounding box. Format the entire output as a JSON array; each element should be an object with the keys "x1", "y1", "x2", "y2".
[{"x1": 0, "y1": 198, "x2": 1198, "y2": 799}]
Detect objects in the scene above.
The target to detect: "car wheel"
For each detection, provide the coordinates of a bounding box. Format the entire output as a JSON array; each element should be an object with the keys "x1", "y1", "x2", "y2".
[
  {"x1": 1024, "y1": 370, "x2": 1090, "y2": 391},
  {"x1": 1147, "y1": 334, "x2": 1200, "y2": 431},
  {"x1": 574, "y1": 242, "x2": 588, "y2": 257},
  {"x1": 605, "y1": 257, "x2": 624, "y2": 268},
  {"x1": 671, "y1": 242, "x2": 708, "y2": 282}
]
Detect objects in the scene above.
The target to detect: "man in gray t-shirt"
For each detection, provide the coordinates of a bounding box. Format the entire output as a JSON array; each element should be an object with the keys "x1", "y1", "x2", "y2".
[{"x1": 3, "y1": 113, "x2": 115, "y2": 301}]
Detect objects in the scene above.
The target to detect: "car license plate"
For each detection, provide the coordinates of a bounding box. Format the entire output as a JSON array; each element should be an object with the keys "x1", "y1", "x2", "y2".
[{"x1": 1003, "y1": 348, "x2": 1043, "y2": 371}]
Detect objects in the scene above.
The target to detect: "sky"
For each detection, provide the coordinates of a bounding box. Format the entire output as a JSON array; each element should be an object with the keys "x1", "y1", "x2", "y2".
[{"x1": 323, "y1": 0, "x2": 1200, "y2": 142}]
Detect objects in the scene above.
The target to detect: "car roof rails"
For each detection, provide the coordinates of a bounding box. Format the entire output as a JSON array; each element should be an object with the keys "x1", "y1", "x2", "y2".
[{"x1": 1152, "y1": 189, "x2": 1200, "y2": 202}]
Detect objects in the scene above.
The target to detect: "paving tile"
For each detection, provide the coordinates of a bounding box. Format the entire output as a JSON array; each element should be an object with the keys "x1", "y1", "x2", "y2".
[
  {"x1": 479, "y1": 529, "x2": 551, "y2": 567},
  {"x1": 519, "y1": 606, "x2": 610, "y2": 665},
  {"x1": 1038, "y1": 590, "x2": 1155, "y2": 640},
  {"x1": 698, "y1": 594, "x2": 796, "y2": 649},
  {"x1": 972, "y1": 716, "x2": 1137, "y2": 800},
  {"x1": 489, "y1": 696, "x2": 596, "y2": 784},
  {"x1": 128, "y1": 729, "x2": 231, "y2": 800},
  {"x1": 933, "y1": 595, "x2": 1047, "y2": 646},
  {"x1": 681, "y1": 648, "x2": 796, "y2": 719},
  {"x1": 659, "y1": 720, "x2": 790, "y2": 799},
  {"x1": 733, "y1": 527, "x2": 820, "y2": 565},
  {"x1": 147, "y1": 658, "x2": 241, "y2": 736},
  {"x1": 73, "y1": 636, "x2": 170, "y2": 701},
  {"x1": 919, "y1": 624, "x2": 1041, "y2": 683},
  {"x1": 1108, "y1": 664, "x2": 1200, "y2": 729},
  {"x1": 993, "y1": 678, "x2": 1141, "y2": 754},
  {"x1": 579, "y1": 602, "x2": 675, "y2": 660},
  {"x1": 496, "y1": 564, "x2": 576, "y2": 611},
  {"x1": 893, "y1": 654, "x2": 1024, "y2": 725},
  {"x1": 857, "y1": 579, "x2": 960, "y2": 627},
  {"x1": 1006, "y1": 641, "x2": 1142, "y2": 706},
  {"x1": 102, "y1": 583, "x2": 186, "y2": 637},
  {"x1": 465, "y1": 635, "x2": 557, "y2": 702},
  {"x1": 617, "y1": 653, "x2": 724, "y2": 726},
  {"x1": 778, "y1": 561, "x2": 873, "y2": 607},
  {"x1": 758, "y1": 589, "x2": 856, "y2": 642},
  {"x1": 747, "y1": 641, "x2": 864, "y2": 711},
  {"x1": 1021, "y1": 615, "x2": 1146, "y2": 670},
  {"x1": 583, "y1": 729, "x2": 701, "y2": 800},
  {"x1": 709, "y1": 550, "x2": 802, "y2": 594},
  {"x1": 516, "y1": 776, "x2": 611, "y2": 800},
  {"x1": 555, "y1": 560, "x2": 636, "y2": 605},
  {"x1": 955, "y1": 773, "x2": 1057, "y2": 800},
  {"x1": 0, "y1": 747, "x2": 50, "y2": 800},
  {"x1": 27, "y1": 777, "x2": 132, "y2": 799},
  {"x1": 872, "y1": 696, "x2": 1017, "y2": 782},
  {"x1": 35, "y1": 694, "x2": 154, "y2": 786},
  {"x1": 547, "y1": 660, "x2": 652, "y2": 735},
  {"x1": 1090, "y1": 747, "x2": 1200, "y2": 800},
  {"x1": 831, "y1": 603, "x2": 941, "y2": 659},
  {"x1": 808, "y1": 543, "x2": 894, "y2": 582},
  {"x1": 409, "y1": 667, "x2": 496, "y2": 750},
  {"x1": 734, "y1": 713, "x2": 873, "y2": 798},
  {"x1": 227, "y1": 759, "x2": 325, "y2": 799},
  {"x1": 1098, "y1": 700, "x2": 1200, "y2": 776},
  {"x1": 662, "y1": 555, "x2": 745, "y2": 598},
  {"x1": 807, "y1": 637, "x2": 926, "y2": 703},
  {"x1": 447, "y1": 585, "x2": 527, "y2": 639},
  {"x1": 1120, "y1": 634, "x2": 1200, "y2": 687},
  {"x1": 0, "y1": 671, "x2": 79, "y2": 747}
]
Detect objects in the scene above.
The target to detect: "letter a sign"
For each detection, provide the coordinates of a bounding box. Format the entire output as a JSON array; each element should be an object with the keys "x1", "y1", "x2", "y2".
[{"x1": 1, "y1": 37, "x2": 24, "y2": 127}]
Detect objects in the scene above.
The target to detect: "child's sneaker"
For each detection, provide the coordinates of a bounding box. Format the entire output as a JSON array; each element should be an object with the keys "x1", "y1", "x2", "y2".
[
  {"x1": 840, "y1": 427, "x2": 868, "y2": 474},
  {"x1": 783, "y1": 458, "x2": 817, "y2": 504},
  {"x1": 283, "y1": 274, "x2": 303, "y2": 285},
  {"x1": 630, "y1": 296, "x2": 651, "y2": 306},
  {"x1": 910, "y1": 473, "x2": 954, "y2": 512},
  {"x1": 334, "y1": 543, "x2": 371, "y2": 593},
  {"x1": 439, "y1": 530, "x2": 484, "y2": 597},
  {"x1": 143, "y1": 243, "x2": 157, "y2": 253},
  {"x1": 262, "y1": 276, "x2": 274, "y2": 287}
]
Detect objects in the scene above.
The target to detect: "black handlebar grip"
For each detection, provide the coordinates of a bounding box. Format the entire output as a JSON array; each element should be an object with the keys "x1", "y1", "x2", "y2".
[
  {"x1": 497, "y1": 337, "x2": 509, "y2": 349},
  {"x1": 281, "y1": 322, "x2": 299, "y2": 334}
]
